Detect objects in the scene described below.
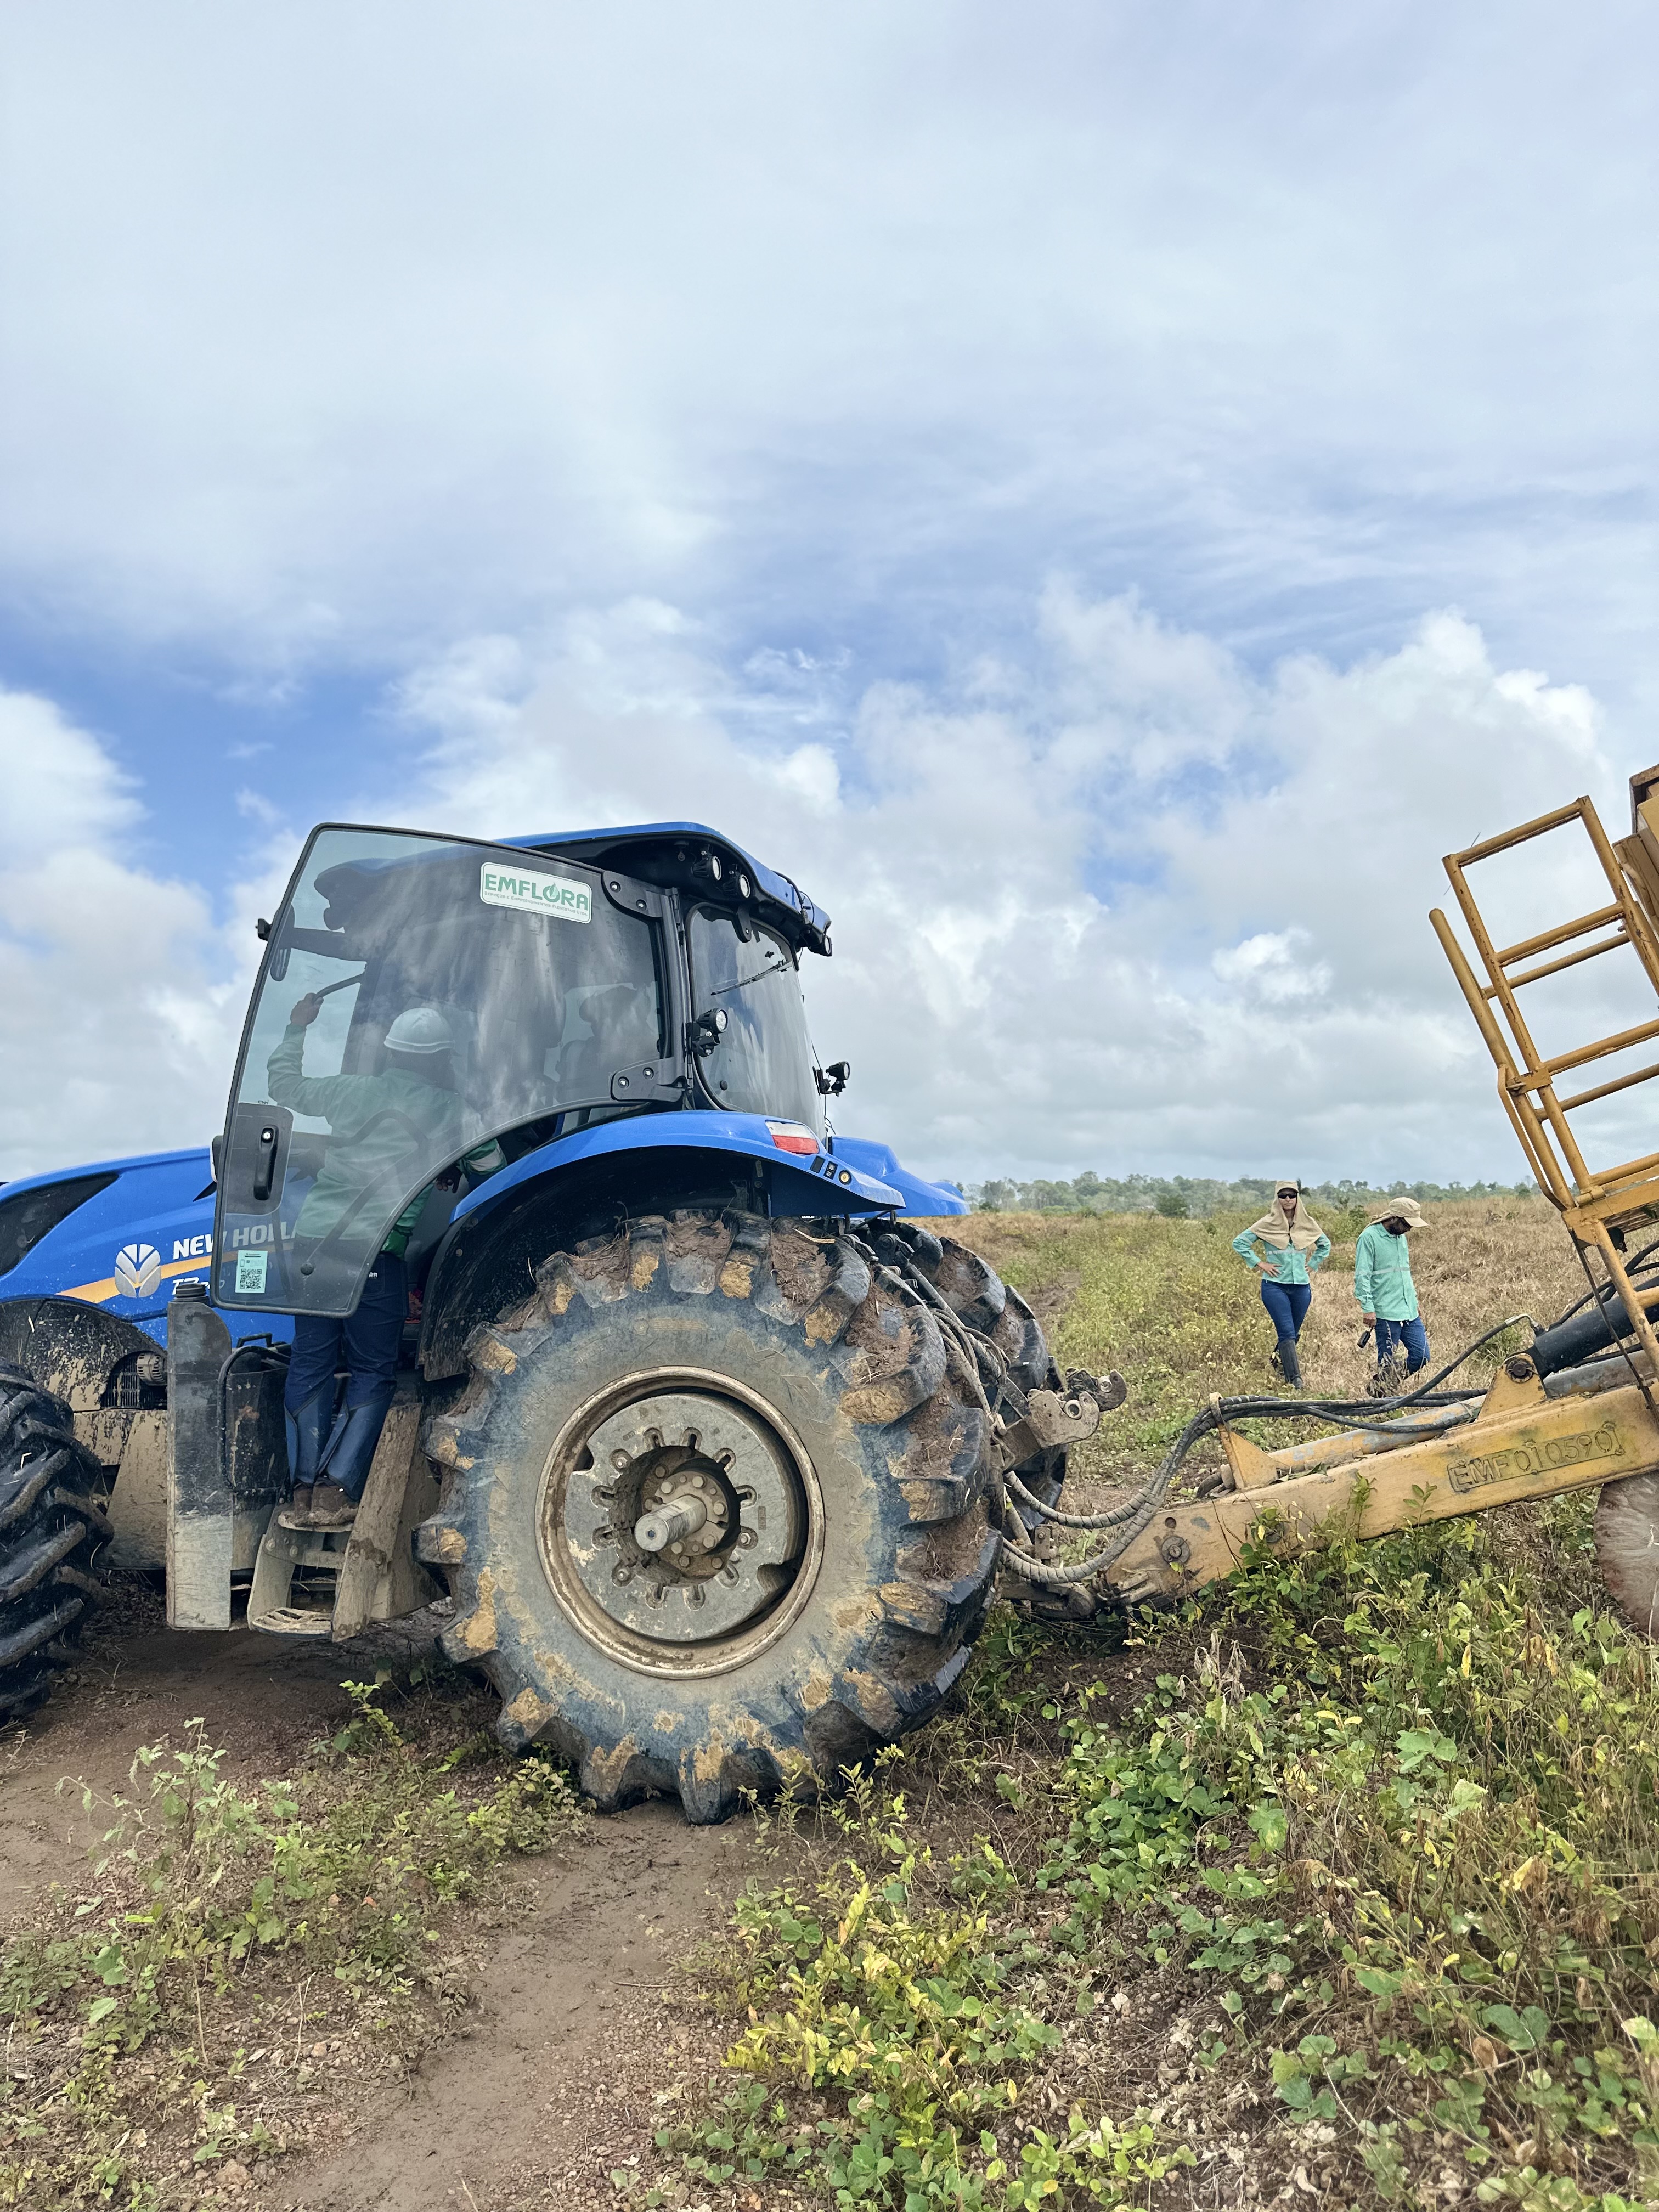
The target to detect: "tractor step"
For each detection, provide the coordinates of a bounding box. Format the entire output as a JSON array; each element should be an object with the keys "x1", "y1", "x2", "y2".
[
  {"x1": 245, "y1": 1396, "x2": 439, "y2": 1641},
  {"x1": 247, "y1": 1517, "x2": 351, "y2": 1637},
  {"x1": 250, "y1": 1603, "x2": 336, "y2": 1638}
]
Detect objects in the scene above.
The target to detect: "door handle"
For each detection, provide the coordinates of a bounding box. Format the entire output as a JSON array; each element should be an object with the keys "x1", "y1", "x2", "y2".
[{"x1": 252, "y1": 1124, "x2": 280, "y2": 1202}]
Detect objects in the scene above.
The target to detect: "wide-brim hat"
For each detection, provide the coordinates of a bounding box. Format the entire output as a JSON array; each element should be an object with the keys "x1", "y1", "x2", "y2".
[{"x1": 1369, "y1": 1196, "x2": 1427, "y2": 1228}]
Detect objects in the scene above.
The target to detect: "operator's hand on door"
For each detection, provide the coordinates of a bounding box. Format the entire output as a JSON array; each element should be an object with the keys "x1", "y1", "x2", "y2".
[{"x1": 290, "y1": 993, "x2": 322, "y2": 1028}]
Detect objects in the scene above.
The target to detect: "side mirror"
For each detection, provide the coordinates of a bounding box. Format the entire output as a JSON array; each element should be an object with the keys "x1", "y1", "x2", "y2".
[
  {"x1": 815, "y1": 1060, "x2": 850, "y2": 1097},
  {"x1": 259, "y1": 909, "x2": 291, "y2": 981}
]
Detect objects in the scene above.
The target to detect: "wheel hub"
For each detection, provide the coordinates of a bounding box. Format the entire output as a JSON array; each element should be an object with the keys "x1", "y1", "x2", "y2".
[{"x1": 558, "y1": 1390, "x2": 804, "y2": 1643}]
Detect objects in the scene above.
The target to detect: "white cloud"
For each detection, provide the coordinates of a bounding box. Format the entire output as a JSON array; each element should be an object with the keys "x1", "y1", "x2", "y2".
[
  {"x1": 0, "y1": 691, "x2": 239, "y2": 1177},
  {"x1": 0, "y1": 3, "x2": 1649, "y2": 703},
  {"x1": 0, "y1": 8, "x2": 1649, "y2": 1192},
  {"x1": 1212, "y1": 931, "x2": 1332, "y2": 1004},
  {"x1": 374, "y1": 587, "x2": 1629, "y2": 1188},
  {"x1": 2, "y1": 589, "x2": 1640, "y2": 1192}
]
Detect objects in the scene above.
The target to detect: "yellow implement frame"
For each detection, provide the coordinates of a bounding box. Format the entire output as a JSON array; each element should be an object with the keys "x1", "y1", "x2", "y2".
[
  {"x1": 1097, "y1": 765, "x2": 1659, "y2": 1630},
  {"x1": 1104, "y1": 1359, "x2": 1654, "y2": 1617},
  {"x1": 1429, "y1": 761, "x2": 1659, "y2": 1392}
]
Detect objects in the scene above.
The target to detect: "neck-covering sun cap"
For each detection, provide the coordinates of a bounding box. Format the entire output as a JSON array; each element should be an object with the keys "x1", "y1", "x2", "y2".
[
  {"x1": 1368, "y1": 1195, "x2": 1427, "y2": 1229},
  {"x1": 1245, "y1": 1178, "x2": 1325, "y2": 1252}
]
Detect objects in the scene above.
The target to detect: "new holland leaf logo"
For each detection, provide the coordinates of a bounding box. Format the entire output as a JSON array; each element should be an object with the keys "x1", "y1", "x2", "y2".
[{"x1": 114, "y1": 1244, "x2": 162, "y2": 1297}]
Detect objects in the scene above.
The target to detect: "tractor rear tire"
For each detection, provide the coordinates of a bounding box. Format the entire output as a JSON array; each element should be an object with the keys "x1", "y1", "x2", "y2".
[
  {"x1": 912, "y1": 1231, "x2": 1105, "y2": 1622},
  {"x1": 0, "y1": 1365, "x2": 108, "y2": 1725},
  {"x1": 417, "y1": 1211, "x2": 999, "y2": 1822},
  {"x1": 1594, "y1": 1473, "x2": 1659, "y2": 1639}
]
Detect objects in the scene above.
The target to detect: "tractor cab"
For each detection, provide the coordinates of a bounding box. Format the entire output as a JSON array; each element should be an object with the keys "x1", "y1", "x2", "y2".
[{"x1": 215, "y1": 822, "x2": 833, "y2": 1318}]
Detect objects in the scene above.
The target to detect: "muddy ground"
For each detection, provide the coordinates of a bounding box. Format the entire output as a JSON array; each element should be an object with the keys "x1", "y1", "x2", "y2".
[{"x1": 0, "y1": 1583, "x2": 780, "y2": 2212}]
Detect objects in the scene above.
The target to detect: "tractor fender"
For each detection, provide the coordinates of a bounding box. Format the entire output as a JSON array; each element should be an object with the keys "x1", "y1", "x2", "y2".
[
  {"x1": 417, "y1": 1114, "x2": 958, "y2": 1383},
  {"x1": 0, "y1": 1296, "x2": 162, "y2": 1412}
]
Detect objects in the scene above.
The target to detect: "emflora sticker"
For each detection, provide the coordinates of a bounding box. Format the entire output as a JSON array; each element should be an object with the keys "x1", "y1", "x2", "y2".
[
  {"x1": 236, "y1": 1250, "x2": 269, "y2": 1294},
  {"x1": 479, "y1": 862, "x2": 592, "y2": 924}
]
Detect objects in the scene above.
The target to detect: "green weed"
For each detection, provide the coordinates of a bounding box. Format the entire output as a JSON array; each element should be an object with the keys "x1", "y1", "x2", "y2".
[
  {"x1": 0, "y1": 1683, "x2": 582, "y2": 2208},
  {"x1": 662, "y1": 1206, "x2": 1658, "y2": 2209}
]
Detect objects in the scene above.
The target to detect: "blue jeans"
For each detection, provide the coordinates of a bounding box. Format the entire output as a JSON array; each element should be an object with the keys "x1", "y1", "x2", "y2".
[
  {"x1": 282, "y1": 1252, "x2": 407, "y2": 1498},
  {"x1": 1260, "y1": 1279, "x2": 1312, "y2": 1344},
  {"x1": 1375, "y1": 1315, "x2": 1430, "y2": 1374}
]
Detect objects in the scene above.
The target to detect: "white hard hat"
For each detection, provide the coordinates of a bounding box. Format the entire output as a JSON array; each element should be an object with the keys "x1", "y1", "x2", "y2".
[{"x1": 385, "y1": 1007, "x2": 454, "y2": 1056}]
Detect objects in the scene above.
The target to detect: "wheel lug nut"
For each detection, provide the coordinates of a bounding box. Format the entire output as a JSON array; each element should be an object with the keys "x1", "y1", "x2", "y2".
[
  {"x1": 612, "y1": 1565, "x2": 631, "y2": 1584},
  {"x1": 738, "y1": 1528, "x2": 757, "y2": 1549},
  {"x1": 611, "y1": 1450, "x2": 630, "y2": 1472}
]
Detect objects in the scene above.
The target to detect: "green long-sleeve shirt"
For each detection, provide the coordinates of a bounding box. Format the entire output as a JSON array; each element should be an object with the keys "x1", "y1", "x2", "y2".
[
  {"x1": 1353, "y1": 1222, "x2": 1420, "y2": 1320},
  {"x1": 266, "y1": 1023, "x2": 499, "y2": 1249},
  {"x1": 1231, "y1": 1226, "x2": 1331, "y2": 1285}
]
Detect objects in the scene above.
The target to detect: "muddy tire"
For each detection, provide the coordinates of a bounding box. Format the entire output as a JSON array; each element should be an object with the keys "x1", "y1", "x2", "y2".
[
  {"x1": 0, "y1": 1365, "x2": 107, "y2": 1725},
  {"x1": 1594, "y1": 1473, "x2": 1659, "y2": 1638},
  {"x1": 899, "y1": 1229, "x2": 1103, "y2": 1621},
  {"x1": 417, "y1": 1211, "x2": 999, "y2": 1822}
]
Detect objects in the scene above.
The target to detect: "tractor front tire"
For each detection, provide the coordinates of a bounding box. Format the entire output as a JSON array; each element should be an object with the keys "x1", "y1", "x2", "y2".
[
  {"x1": 417, "y1": 1212, "x2": 998, "y2": 1822},
  {"x1": 1594, "y1": 1472, "x2": 1659, "y2": 1639},
  {"x1": 0, "y1": 1365, "x2": 107, "y2": 1725}
]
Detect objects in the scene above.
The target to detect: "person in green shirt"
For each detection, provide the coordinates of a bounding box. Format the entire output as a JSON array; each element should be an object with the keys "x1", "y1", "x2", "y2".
[
  {"x1": 269, "y1": 998, "x2": 502, "y2": 1527},
  {"x1": 1231, "y1": 1179, "x2": 1332, "y2": 1387},
  {"x1": 1355, "y1": 1197, "x2": 1430, "y2": 1386}
]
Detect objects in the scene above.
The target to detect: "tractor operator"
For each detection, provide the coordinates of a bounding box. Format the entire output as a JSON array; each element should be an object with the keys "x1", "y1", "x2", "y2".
[{"x1": 267, "y1": 997, "x2": 504, "y2": 1528}]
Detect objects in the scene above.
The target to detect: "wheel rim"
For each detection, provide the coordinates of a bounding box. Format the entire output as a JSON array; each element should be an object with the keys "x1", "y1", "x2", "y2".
[{"x1": 535, "y1": 1367, "x2": 825, "y2": 1678}]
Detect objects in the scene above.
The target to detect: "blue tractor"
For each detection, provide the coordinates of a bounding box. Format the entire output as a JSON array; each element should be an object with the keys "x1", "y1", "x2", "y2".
[{"x1": 0, "y1": 820, "x2": 1116, "y2": 1819}]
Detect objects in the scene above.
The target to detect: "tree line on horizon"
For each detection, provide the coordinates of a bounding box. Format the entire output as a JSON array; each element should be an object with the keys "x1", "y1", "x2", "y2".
[{"x1": 968, "y1": 1170, "x2": 1539, "y2": 1219}]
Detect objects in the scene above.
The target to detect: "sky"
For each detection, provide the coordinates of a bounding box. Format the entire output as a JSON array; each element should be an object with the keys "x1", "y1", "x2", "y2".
[{"x1": 1, "y1": 2, "x2": 1654, "y2": 1190}]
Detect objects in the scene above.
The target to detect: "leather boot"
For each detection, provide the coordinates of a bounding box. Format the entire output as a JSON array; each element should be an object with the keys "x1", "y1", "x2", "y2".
[
  {"x1": 307, "y1": 1480, "x2": 357, "y2": 1530},
  {"x1": 1276, "y1": 1335, "x2": 1302, "y2": 1388}
]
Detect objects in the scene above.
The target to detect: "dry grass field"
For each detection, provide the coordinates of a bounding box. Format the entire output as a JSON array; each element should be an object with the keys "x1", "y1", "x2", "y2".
[{"x1": 964, "y1": 1197, "x2": 1585, "y2": 1481}]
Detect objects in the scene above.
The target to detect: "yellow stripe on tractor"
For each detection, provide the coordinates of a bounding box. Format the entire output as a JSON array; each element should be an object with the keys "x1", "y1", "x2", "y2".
[{"x1": 60, "y1": 1255, "x2": 211, "y2": 1305}]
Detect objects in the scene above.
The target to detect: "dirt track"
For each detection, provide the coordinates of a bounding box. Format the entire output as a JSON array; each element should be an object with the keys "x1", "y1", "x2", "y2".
[{"x1": 1, "y1": 1584, "x2": 770, "y2": 2211}]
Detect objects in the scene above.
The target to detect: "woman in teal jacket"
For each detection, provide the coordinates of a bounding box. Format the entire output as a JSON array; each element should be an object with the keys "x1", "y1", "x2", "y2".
[{"x1": 1231, "y1": 1179, "x2": 1331, "y2": 1387}]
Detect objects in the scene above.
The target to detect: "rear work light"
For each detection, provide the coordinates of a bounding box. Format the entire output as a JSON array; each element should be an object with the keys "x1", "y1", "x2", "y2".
[{"x1": 765, "y1": 1120, "x2": 820, "y2": 1156}]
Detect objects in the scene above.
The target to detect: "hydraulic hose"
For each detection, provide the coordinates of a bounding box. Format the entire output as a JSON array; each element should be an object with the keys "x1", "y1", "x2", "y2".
[
  {"x1": 997, "y1": 1406, "x2": 1221, "y2": 1585},
  {"x1": 997, "y1": 1313, "x2": 1533, "y2": 1588}
]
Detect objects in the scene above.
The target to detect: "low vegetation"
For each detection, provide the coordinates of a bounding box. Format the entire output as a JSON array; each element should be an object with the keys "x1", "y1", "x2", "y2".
[
  {"x1": 970, "y1": 1175, "x2": 1539, "y2": 1221},
  {"x1": 0, "y1": 1670, "x2": 582, "y2": 2209},
  {"x1": 634, "y1": 1200, "x2": 1659, "y2": 2211}
]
